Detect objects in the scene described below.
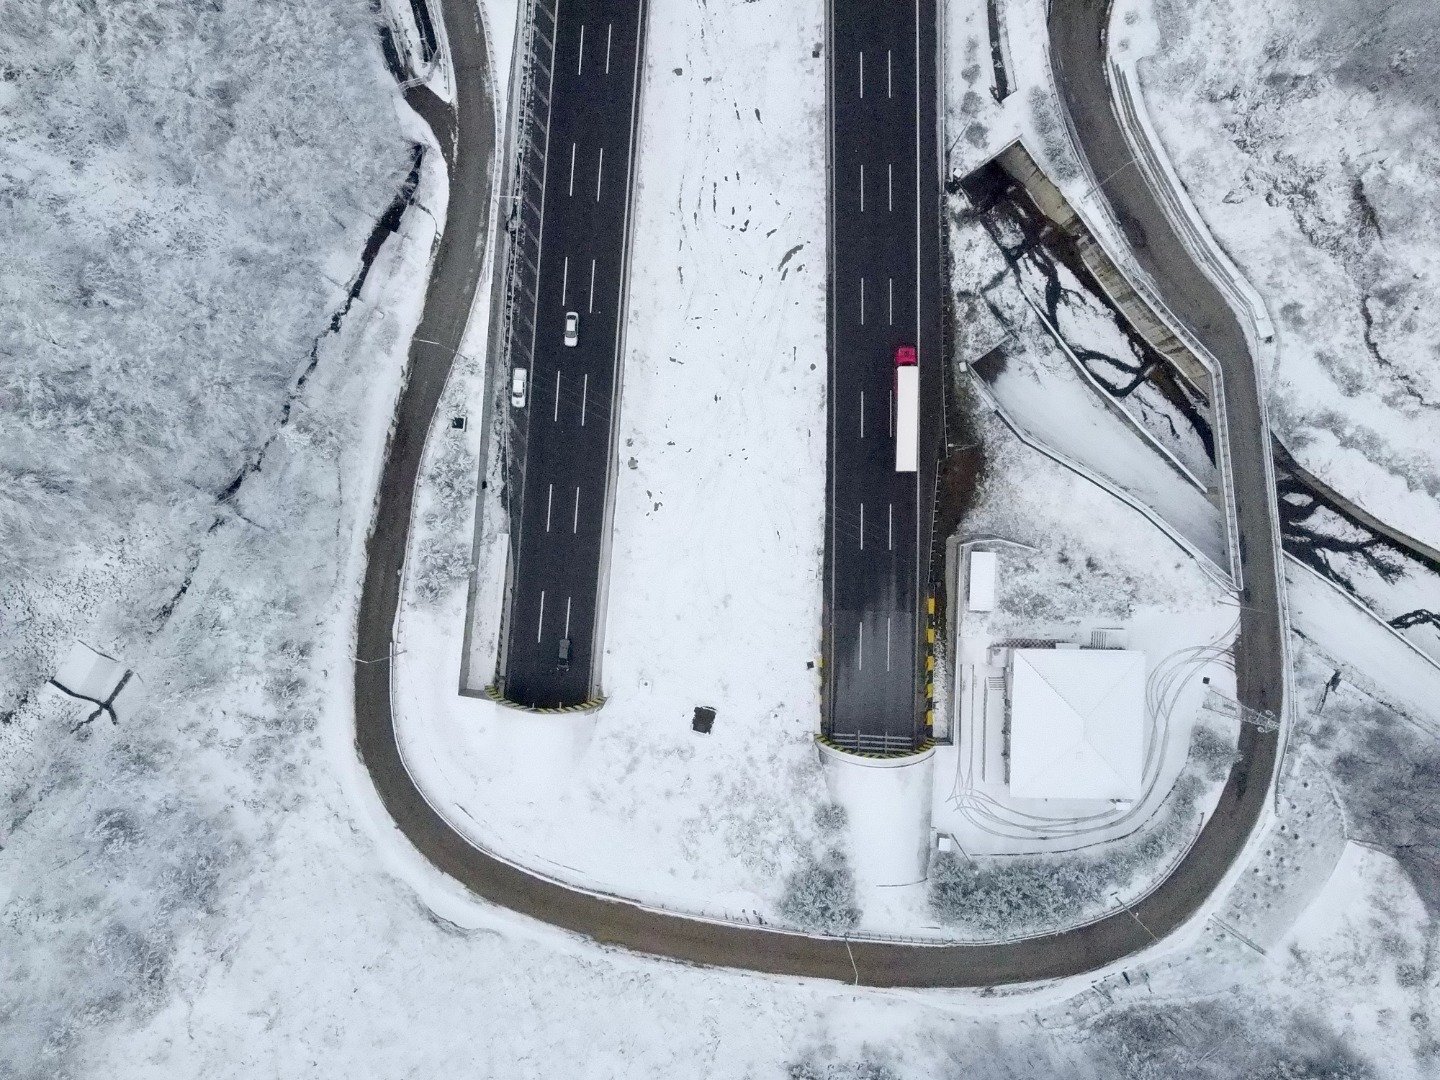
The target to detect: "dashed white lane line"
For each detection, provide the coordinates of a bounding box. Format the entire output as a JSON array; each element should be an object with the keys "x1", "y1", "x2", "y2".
[
  {"x1": 537, "y1": 589, "x2": 546, "y2": 642},
  {"x1": 887, "y1": 49, "x2": 893, "y2": 98},
  {"x1": 595, "y1": 146, "x2": 604, "y2": 202},
  {"x1": 857, "y1": 619, "x2": 864, "y2": 670},
  {"x1": 605, "y1": 23, "x2": 613, "y2": 74},
  {"x1": 859, "y1": 277, "x2": 865, "y2": 325},
  {"x1": 859, "y1": 163, "x2": 864, "y2": 212},
  {"x1": 859, "y1": 390, "x2": 865, "y2": 438},
  {"x1": 886, "y1": 615, "x2": 892, "y2": 671},
  {"x1": 888, "y1": 277, "x2": 894, "y2": 325},
  {"x1": 577, "y1": 23, "x2": 585, "y2": 76},
  {"x1": 561, "y1": 255, "x2": 569, "y2": 305},
  {"x1": 888, "y1": 162, "x2": 894, "y2": 211},
  {"x1": 545, "y1": 483, "x2": 554, "y2": 531},
  {"x1": 588, "y1": 258, "x2": 596, "y2": 313},
  {"x1": 568, "y1": 142, "x2": 577, "y2": 196},
  {"x1": 858, "y1": 51, "x2": 864, "y2": 98},
  {"x1": 888, "y1": 502, "x2": 894, "y2": 550},
  {"x1": 553, "y1": 370, "x2": 561, "y2": 421},
  {"x1": 572, "y1": 486, "x2": 581, "y2": 533},
  {"x1": 580, "y1": 372, "x2": 589, "y2": 426},
  {"x1": 859, "y1": 501, "x2": 865, "y2": 550},
  {"x1": 563, "y1": 596, "x2": 572, "y2": 638}
]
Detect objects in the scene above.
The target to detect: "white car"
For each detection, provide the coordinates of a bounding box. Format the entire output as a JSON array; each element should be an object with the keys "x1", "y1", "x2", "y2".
[
  {"x1": 510, "y1": 367, "x2": 528, "y2": 408},
  {"x1": 563, "y1": 311, "x2": 580, "y2": 347}
]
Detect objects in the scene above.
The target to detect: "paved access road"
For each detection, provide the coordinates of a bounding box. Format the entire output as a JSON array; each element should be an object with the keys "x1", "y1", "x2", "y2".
[
  {"x1": 353, "y1": 0, "x2": 1282, "y2": 988},
  {"x1": 500, "y1": 0, "x2": 648, "y2": 708},
  {"x1": 1047, "y1": 3, "x2": 1286, "y2": 748},
  {"x1": 824, "y1": 0, "x2": 942, "y2": 752}
]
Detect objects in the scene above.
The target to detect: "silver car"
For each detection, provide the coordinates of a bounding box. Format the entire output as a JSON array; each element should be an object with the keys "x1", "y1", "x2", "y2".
[
  {"x1": 563, "y1": 311, "x2": 580, "y2": 347},
  {"x1": 510, "y1": 367, "x2": 528, "y2": 408}
]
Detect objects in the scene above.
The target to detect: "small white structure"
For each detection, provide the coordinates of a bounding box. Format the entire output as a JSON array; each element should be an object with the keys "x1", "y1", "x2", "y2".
[
  {"x1": 1008, "y1": 648, "x2": 1146, "y2": 801},
  {"x1": 967, "y1": 550, "x2": 997, "y2": 612}
]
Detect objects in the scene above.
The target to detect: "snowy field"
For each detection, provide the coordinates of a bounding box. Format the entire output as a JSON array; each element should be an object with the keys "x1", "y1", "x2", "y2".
[
  {"x1": 1130, "y1": 0, "x2": 1440, "y2": 550},
  {"x1": 6, "y1": 0, "x2": 1440, "y2": 1077}
]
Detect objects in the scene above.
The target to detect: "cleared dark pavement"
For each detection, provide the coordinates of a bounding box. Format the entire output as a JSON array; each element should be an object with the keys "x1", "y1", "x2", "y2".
[
  {"x1": 352, "y1": 0, "x2": 1281, "y2": 987},
  {"x1": 824, "y1": 0, "x2": 942, "y2": 752},
  {"x1": 499, "y1": 0, "x2": 648, "y2": 708}
]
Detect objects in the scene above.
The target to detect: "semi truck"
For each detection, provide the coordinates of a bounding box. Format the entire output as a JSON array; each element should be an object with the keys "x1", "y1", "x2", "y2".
[{"x1": 894, "y1": 345, "x2": 918, "y2": 473}]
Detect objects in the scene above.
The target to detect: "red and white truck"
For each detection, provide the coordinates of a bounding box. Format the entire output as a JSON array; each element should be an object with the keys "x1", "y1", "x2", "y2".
[{"x1": 894, "y1": 345, "x2": 918, "y2": 473}]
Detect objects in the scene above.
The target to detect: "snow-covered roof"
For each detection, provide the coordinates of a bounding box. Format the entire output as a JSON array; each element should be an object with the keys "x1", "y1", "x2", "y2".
[
  {"x1": 1008, "y1": 648, "x2": 1146, "y2": 800},
  {"x1": 967, "y1": 550, "x2": 997, "y2": 612}
]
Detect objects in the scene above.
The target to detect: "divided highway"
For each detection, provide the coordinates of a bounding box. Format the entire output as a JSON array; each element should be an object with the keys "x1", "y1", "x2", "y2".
[
  {"x1": 499, "y1": 0, "x2": 648, "y2": 708},
  {"x1": 353, "y1": 0, "x2": 1283, "y2": 987},
  {"x1": 824, "y1": 0, "x2": 942, "y2": 753}
]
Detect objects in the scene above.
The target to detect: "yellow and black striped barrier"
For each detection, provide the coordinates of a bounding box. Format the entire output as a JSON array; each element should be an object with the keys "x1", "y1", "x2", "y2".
[{"x1": 483, "y1": 685, "x2": 606, "y2": 714}]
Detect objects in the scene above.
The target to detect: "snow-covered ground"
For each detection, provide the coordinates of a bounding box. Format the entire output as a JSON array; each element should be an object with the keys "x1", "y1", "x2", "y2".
[
  {"x1": 9, "y1": 0, "x2": 1440, "y2": 1076},
  {"x1": 1130, "y1": 0, "x2": 1440, "y2": 551},
  {"x1": 397, "y1": 0, "x2": 839, "y2": 928}
]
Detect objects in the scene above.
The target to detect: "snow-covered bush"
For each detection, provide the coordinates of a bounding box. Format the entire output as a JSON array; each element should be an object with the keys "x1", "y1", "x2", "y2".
[
  {"x1": 778, "y1": 851, "x2": 860, "y2": 935},
  {"x1": 929, "y1": 774, "x2": 1205, "y2": 938},
  {"x1": 777, "y1": 802, "x2": 860, "y2": 934}
]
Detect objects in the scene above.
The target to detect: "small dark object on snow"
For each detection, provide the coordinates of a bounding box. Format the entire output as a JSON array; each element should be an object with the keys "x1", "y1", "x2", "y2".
[
  {"x1": 451, "y1": 416, "x2": 467, "y2": 430},
  {"x1": 692, "y1": 706, "x2": 716, "y2": 734}
]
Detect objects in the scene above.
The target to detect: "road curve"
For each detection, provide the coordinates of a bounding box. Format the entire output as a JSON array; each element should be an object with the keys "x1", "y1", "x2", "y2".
[{"x1": 353, "y1": 0, "x2": 1281, "y2": 987}]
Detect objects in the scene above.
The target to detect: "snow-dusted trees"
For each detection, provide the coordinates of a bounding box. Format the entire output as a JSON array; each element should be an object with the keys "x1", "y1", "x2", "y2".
[
  {"x1": 778, "y1": 802, "x2": 861, "y2": 934},
  {"x1": 0, "y1": 0, "x2": 412, "y2": 708}
]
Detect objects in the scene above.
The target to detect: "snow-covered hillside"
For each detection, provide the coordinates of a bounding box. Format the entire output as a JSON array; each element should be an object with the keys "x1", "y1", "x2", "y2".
[{"x1": 1131, "y1": 0, "x2": 1440, "y2": 549}]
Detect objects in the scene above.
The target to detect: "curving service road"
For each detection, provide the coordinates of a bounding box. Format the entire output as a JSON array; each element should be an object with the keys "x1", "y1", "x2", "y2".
[{"x1": 353, "y1": 0, "x2": 1284, "y2": 987}]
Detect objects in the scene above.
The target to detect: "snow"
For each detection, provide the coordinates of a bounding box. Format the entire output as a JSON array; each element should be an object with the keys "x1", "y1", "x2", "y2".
[
  {"x1": 1285, "y1": 558, "x2": 1440, "y2": 729},
  {"x1": 1008, "y1": 648, "x2": 1146, "y2": 801},
  {"x1": 8, "y1": 0, "x2": 1440, "y2": 1075},
  {"x1": 397, "y1": 0, "x2": 838, "y2": 927},
  {"x1": 818, "y1": 742, "x2": 934, "y2": 887},
  {"x1": 1130, "y1": 0, "x2": 1440, "y2": 550}
]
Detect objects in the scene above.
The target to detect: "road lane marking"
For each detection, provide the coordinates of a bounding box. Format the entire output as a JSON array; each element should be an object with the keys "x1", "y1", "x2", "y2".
[
  {"x1": 588, "y1": 258, "x2": 596, "y2": 312},
  {"x1": 577, "y1": 23, "x2": 585, "y2": 75},
  {"x1": 857, "y1": 620, "x2": 864, "y2": 670},
  {"x1": 886, "y1": 616, "x2": 892, "y2": 671},
  {"x1": 858, "y1": 52, "x2": 864, "y2": 98},
  {"x1": 561, "y1": 255, "x2": 569, "y2": 304},
  {"x1": 888, "y1": 277, "x2": 894, "y2": 325},
  {"x1": 888, "y1": 162, "x2": 893, "y2": 211},
  {"x1": 859, "y1": 391, "x2": 865, "y2": 438},
  {"x1": 605, "y1": 23, "x2": 613, "y2": 74},
  {"x1": 859, "y1": 163, "x2": 864, "y2": 212},
  {"x1": 888, "y1": 503, "x2": 893, "y2": 550},
  {"x1": 545, "y1": 483, "x2": 554, "y2": 530},
  {"x1": 859, "y1": 277, "x2": 865, "y2": 325},
  {"x1": 568, "y1": 142, "x2": 577, "y2": 196},
  {"x1": 553, "y1": 369, "x2": 561, "y2": 421},
  {"x1": 889, "y1": 389, "x2": 894, "y2": 437},
  {"x1": 537, "y1": 590, "x2": 546, "y2": 642},
  {"x1": 564, "y1": 596, "x2": 572, "y2": 638},
  {"x1": 572, "y1": 486, "x2": 581, "y2": 532},
  {"x1": 887, "y1": 50, "x2": 893, "y2": 98},
  {"x1": 580, "y1": 372, "x2": 589, "y2": 425},
  {"x1": 859, "y1": 501, "x2": 865, "y2": 550},
  {"x1": 595, "y1": 146, "x2": 604, "y2": 202}
]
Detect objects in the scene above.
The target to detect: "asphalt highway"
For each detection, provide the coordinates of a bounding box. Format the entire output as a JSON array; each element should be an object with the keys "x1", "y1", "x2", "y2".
[
  {"x1": 499, "y1": 0, "x2": 648, "y2": 707},
  {"x1": 352, "y1": 0, "x2": 1284, "y2": 988},
  {"x1": 824, "y1": 0, "x2": 941, "y2": 752}
]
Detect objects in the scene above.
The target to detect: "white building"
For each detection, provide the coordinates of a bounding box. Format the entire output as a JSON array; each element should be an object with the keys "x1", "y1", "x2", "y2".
[
  {"x1": 967, "y1": 550, "x2": 997, "y2": 612},
  {"x1": 1007, "y1": 647, "x2": 1146, "y2": 801}
]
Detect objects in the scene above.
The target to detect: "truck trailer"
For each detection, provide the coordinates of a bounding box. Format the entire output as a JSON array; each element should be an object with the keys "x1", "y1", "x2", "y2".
[{"x1": 894, "y1": 346, "x2": 918, "y2": 473}]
